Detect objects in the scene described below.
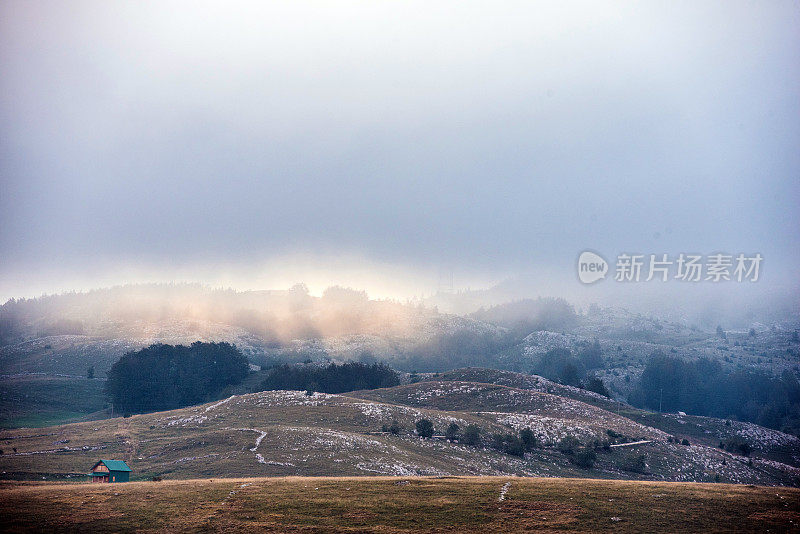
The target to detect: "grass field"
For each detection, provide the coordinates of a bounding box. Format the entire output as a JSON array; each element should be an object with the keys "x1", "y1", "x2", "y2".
[
  {"x1": 0, "y1": 375, "x2": 107, "y2": 429},
  {"x1": 2, "y1": 385, "x2": 798, "y2": 486},
  {"x1": 1, "y1": 476, "x2": 798, "y2": 533}
]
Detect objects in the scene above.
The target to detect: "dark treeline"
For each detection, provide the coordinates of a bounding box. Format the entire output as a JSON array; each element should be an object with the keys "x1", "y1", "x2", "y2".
[
  {"x1": 532, "y1": 343, "x2": 604, "y2": 387},
  {"x1": 392, "y1": 329, "x2": 516, "y2": 372},
  {"x1": 261, "y1": 362, "x2": 399, "y2": 394},
  {"x1": 385, "y1": 298, "x2": 580, "y2": 373},
  {"x1": 0, "y1": 316, "x2": 19, "y2": 345},
  {"x1": 629, "y1": 352, "x2": 800, "y2": 434},
  {"x1": 527, "y1": 344, "x2": 610, "y2": 397},
  {"x1": 470, "y1": 298, "x2": 578, "y2": 337},
  {"x1": 105, "y1": 342, "x2": 249, "y2": 414}
]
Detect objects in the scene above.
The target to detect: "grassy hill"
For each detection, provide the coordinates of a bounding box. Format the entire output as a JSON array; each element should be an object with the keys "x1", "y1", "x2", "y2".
[
  {"x1": 417, "y1": 367, "x2": 619, "y2": 410},
  {"x1": 412, "y1": 368, "x2": 800, "y2": 466},
  {"x1": 0, "y1": 374, "x2": 106, "y2": 428},
  {"x1": 1, "y1": 379, "x2": 797, "y2": 486},
  {"x1": 2, "y1": 287, "x2": 798, "y2": 436},
  {"x1": 1, "y1": 476, "x2": 798, "y2": 533}
]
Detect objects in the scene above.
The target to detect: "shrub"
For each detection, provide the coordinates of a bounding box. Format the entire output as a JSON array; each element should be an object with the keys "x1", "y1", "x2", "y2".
[
  {"x1": 557, "y1": 436, "x2": 581, "y2": 455},
  {"x1": 461, "y1": 425, "x2": 481, "y2": 447},
  {"x1": 389, "y1": 420, "x2": 401, "y2": 435},
  {"x1": 584, "y1": 376, "x2": 611, "y2": 398},
  {"x1": 724, "y1": 437, "x2": 752, "y2": 457},
  {"x1": 625, "y1": 454, "x2": 647, "y2": 473},
  {"x1": 491, "y1": 434, "x2": 525, "y2": 457},
  {"x1": 504, "y1": 435, "x2": 526, "y2": 457},
  {"x1": 416, "y1": 419, "x2": 434, "y2": 438},
  {"x1": 571, "y1": 447, "x2": 596, "y2": 468},
  {"x1": 445, "y1": 423, "x2": 460, "y2": 442},
  {"x1": 681, "y1": 438, "x2": 690, "y2": 446},
  {"x1": 520, "y1": 428, "x2": 536, "y2": 451},
  {"x1": 491, "y1": 433, "x2": 507, "y2": 451}
]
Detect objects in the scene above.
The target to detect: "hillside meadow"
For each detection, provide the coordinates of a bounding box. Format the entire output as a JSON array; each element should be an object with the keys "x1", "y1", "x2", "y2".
[
  {"x1": 1, "y1": 476, "x2": 798, "y2": 533},
  {"x1": 2, "y1": 380, "x2": 798, "y2": 486}
]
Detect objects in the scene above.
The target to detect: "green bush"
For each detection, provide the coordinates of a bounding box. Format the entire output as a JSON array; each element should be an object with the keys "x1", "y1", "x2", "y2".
[
  {"x1": 415, "y1": 419, "x2": 434, "y2": 438},
  {"x1": 491, "y1": 434, "x2": 525, "y2": 457},
  {"x1": 624, "y1": 454, "x2": 647, "y2": 473},
  {"x1": 724, "y1": 436, "x2": 752, "y2": 456},
  {"x1": 504, "y1": 435, "x2": 526, "y2": 457},
  {"x1": 557, "y1": 436, "x2": 581, "y2": 455},
  {"x1": 461, "y1": 425, "x2": 481, "y2": 447},
  {"x1": 389, "y1": 420, "x2": 401, "y2": 435},
  {"x1": 520, "y1": 428, "x2": 536, "y2": 451},
  {"x1": 584, "y1": 376, "x2": 611, "y2": 398},
  {"x1": 571, "y1": 447, "x2": 596, "y2": 468},
  {"x1": 445, "y1": 423, "x2": 460, "y2": 442}
]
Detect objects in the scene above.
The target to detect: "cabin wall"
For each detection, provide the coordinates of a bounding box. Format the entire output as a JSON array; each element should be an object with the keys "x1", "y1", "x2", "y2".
[{"x1": 110, "y1": 471, "x2": 130, "y2": 483}]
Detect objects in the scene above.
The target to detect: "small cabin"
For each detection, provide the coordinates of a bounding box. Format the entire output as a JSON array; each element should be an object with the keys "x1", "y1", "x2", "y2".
[{"x1": 87, "y1": 459, "x2": 132, "y2": 483}]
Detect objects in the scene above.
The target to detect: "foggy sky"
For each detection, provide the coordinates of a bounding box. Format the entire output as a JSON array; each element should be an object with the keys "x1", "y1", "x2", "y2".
[{"x1": 1, "y1": 1, "x2": 799, "y2": 303}]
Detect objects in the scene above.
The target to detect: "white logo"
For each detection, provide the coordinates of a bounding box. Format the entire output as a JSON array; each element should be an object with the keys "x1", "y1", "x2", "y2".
[
  {"x1": 578, "y1": 251, "x2": 608, "y2": 284},
  {"x1": 577, "y1": 251, "x2": 762, "y2": 284}
]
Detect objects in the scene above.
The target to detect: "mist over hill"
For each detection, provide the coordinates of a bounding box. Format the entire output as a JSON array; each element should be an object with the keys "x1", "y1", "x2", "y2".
[
  {"x1": 0, "y1": 283, "x2": 438, "y2": 345},
  {"x1": 1, "y1": 370, "x2": 798, "y2": 486},
  {"x1": 1, "y1": 283, "x2": 798, "y2": 437}
]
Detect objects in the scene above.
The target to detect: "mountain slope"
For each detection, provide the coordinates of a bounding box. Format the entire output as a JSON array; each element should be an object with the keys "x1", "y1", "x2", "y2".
[
  {"x1": 414, "y1": 367, "x2": 800, "y2": 464},
  {"x1": 361, "y1": 374, "x2": 800, "y2": 469},
  {"x1": 418, "y1": 367, "x2": 618, "y2": 410},
  {"x1": 1, "y1": 380, "x2": 797, "y2": 486}
]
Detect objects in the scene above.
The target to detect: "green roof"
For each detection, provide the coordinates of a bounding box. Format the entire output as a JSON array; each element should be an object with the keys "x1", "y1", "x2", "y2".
[{"x1": 96, "y1": 459, "x2": 132, "y2": 472}]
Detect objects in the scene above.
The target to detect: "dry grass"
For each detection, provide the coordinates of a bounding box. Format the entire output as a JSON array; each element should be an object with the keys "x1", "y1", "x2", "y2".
[
  {"x1": 3, "y1": 387, "x2": 797, "y2": 486},
  {"x1": 1, "y1": 476, "x2": 798, "y2": 533}
]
